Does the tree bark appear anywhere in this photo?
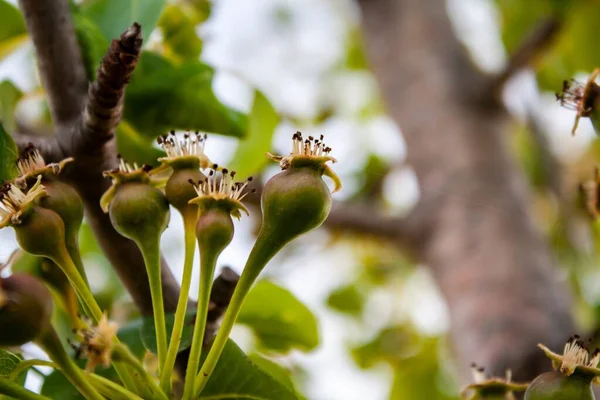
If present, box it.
[359,0,574,381]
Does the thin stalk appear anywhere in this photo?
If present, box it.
[182,250,218,400]
[9,359,56,381]
[66,232,89,284]
[113,344,169,400]
[137,236,168,375]
[37,328,104,400]
[51,247,140,394]
[0,378,50,400]
[159,207,197,394]
[89,373,143,400]
[194,233,284,395]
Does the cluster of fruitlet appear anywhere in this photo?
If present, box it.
[0,130,340,400]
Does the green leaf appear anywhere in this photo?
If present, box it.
[117,318,146,358]
[72,12,109,81]
[124,52,247,139]
[41,369,83,400]
[0,80,23,133]
[158,4,203,61]
[0,349,22,377]
[238,281,319,353]
[228,90,279,178]
[140,310,195,354]
[199,339,299,400]
[81,0,166,43]
[326,283,365,316]
[247,354,298,394]
[116,120,165,167]
[0,349,27,397]
[0,122,19,182]
[0,0,27,60]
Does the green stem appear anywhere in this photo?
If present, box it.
[137,236,168,376]
[37,328,105,400]
[194,232,283,395]
[0,378,50,400]
[89,373,143,400]
[66,231,89,285]
[113,345,169,400]
[9,360,56,381]
[182,248,219,400]
[51,247,140,395]
[160,208,197,394]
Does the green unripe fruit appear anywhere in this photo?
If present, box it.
[39,180,83,241]
[196,208,234,254]
[15,206,66,259]
[108,182,170,244]
[261,167,331,243]
[525,371,594,400]
[165,168,204,212]
[0,274,53,346]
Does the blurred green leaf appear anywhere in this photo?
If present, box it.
[0,0,27,60]
[200,339,299,399]
[81,0,165,43]
[158,4,203,61]
[248,354,298,394]
[140,310,195,354]
[0,80,23,133]
[238,280,319,353]
[0,122,19,182]
[228,90,279,177]
[0,349,22,377]
[0,349,27,398]
[326,283,365,316]
[116,120,165,167]
[125,52,247,139]
[352,326,420,369]
[72,12,109,81]
[117,318,146,358]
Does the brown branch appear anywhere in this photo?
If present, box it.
[17,0,87,127]
[18,1,181,317]
[13,133,62,162]
[359,0,574,382]
[74,23,142,154]
[488,18,561,96]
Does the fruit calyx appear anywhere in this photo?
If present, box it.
[156,130,212,170]
[0,176,47,228]
[188,166,254,220]
[100,156,157,212]
[556,69,600,135]
[14,144,73,186]
[267,131,341,193]
[462,363,528,400]
[538,335,600,378]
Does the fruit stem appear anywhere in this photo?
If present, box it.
[194,231,283,395]
[112,344,169,400]
[37,328,104,400]
[137,235,168,377]
[88,373,143,400]
[182,242,220,400]
[51,248,140,395]
[160,207,197,395]
[0,378,50,400]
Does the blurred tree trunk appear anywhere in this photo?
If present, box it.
[358,0,574,381]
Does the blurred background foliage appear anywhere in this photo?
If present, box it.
[3,0,600,399]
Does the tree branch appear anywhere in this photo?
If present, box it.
[487,18,561,96]
[359,0,574,382]
[17,0,87,127]
[18,1,181,316]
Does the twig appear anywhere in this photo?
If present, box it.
[75,23,143,154]
[488,18,561,95]
[17,0,87,127]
